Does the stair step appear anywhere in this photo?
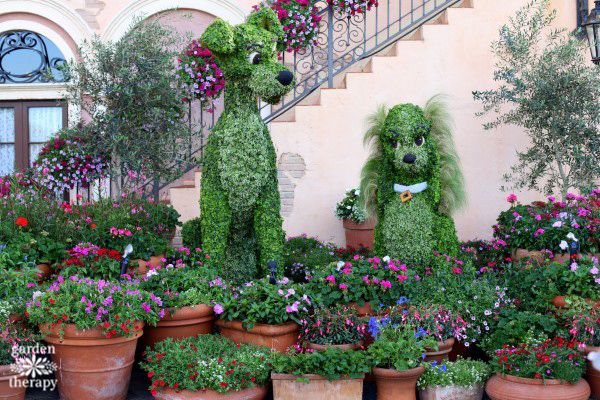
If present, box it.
[171,185,196,190]
[426,9,448,25]
[401,27,423,41]
[452,0,473,8]
[273,107,296,122]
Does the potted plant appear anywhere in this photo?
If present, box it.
[138,256,221,349]
[335,188,375,250]
[543,258,600,308]
[366,321,436,400]
[216,278,311,352]
[0,320,40,400]
[56,242,123,280]
[0,267,39,322]
[283,235,339,283]
[299,305,365,351]
[128,232,169,275]
[25,276,164,400]
[139,335,271,399]
[485,338,590,400]
[270,346,369,400]
[417,358,491,400]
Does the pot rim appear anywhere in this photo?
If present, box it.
[496,373,575,385]
[40,322,145,342]
[372,366,425,379]
[305,341,363,351]
[215,319,299,335]
[271,372,365,381]
[161,304,215,321]
[0,364,26,379]
[343,219,377,230]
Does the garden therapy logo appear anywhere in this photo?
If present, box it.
[9,344,58,391]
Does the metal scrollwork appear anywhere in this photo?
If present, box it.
[0,31,67,84]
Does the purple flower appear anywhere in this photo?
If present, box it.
[214,304,224,314]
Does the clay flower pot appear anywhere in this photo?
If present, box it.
[424,338,455,363]
[272,372,364,400]
[143,304,215,350]
[583,345,600,399]
[0,365,26,400]
[485,373,590,400]
[419,384,484,400]
[551,296,599,309]
[154,385,268,400]
[34,263,52,282]
[343,219,376,250]
[41,322,144,400]
[372,366,424,400]
[129,254,165,276]
[305,341,363,352]
[216,320,299,353]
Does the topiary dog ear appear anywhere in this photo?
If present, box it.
[247,7,284,42]
[201,19,235,54]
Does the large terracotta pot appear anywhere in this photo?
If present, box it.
[0,365,26,400]
[216,320,299,353]
[372,366,424,400]
[485,373,590,400]
[129,254,165,275]
[272,372,364,400]
[34,263,52,282]
[305,341,363,351]
[346,302,376,317]
[343,219,376,250]
[143,304,215,350]
[424,338,455,363]
[419,384,484,400]
[41,322,144,400]
[551,296,599,309]
[583,345,600,399]
[154,386,268,400]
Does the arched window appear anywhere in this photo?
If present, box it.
[0,30,67,84]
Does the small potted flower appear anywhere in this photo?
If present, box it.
[299,305,365,351]
[335,188,375,250]
[127,232,170,275]
[543,258,600,308]
[25,276,164,400]
[216,278,311,353]
[57,242,123,280]
[0,320,39,400]
[138,254,221,349]
[417,358,491,400]
[485,338,590,400]
[366,321,436,400]
[139,335,271,399]
[270,346,369,400]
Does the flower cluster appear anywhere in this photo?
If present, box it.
[176,40,225,110]
[253,0,322,54]
[334,188,367,223]
[391,303,468,342]
[417,358,491,390]
[328,0,378,17]
[299,304,365,345]
[56,243,123,280]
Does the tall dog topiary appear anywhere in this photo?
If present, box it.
[360,95,466,265]
[199,8,296,282]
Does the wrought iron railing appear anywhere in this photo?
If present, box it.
[142,0,462,200]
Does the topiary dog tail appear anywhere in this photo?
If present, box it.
[359,104,387,220]
[424,94,467,216]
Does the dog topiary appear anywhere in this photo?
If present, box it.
[199,8,296,282]
[359,95,466,265]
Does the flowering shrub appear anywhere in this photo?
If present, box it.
[25,276,163,339]
[543,258,600,299]
[33,127,108,191]
[390,303,467,342]
[491,338,586,383]
[328,0,378,17]
[56,243,123,280]
[334,188,366,224]
[494,192,600,254]
[271,345,369,380]
[563,306,600,346]
[177,40,224,110]
[140,335,272,395]
[217,278,312,329]
[299,305,365,345]
[417,357,491,390]
[253,0,321,53]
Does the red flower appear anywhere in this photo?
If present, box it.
[148,372,154,378]
[91,224,97,229]
[62,315,68,320]
[15,218,28,227]
[534,373,541,379]
[220,382,228,388]
[49,298,55,305]
[151,389,157,396]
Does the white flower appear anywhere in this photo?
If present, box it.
[336,261,345,271]
[383,256,390,263]
[355,190,360,195]
[552,221,562,228]
[146,269,159,278]
[567,232,578,242]
[559,240,568,251]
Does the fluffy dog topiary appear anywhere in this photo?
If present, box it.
[199,8,296,282]
[360,95,466,265]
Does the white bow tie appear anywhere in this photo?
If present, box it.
[393,182,428,194]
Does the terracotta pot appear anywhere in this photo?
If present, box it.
[143,304,215,350]
[216,320,299,353]
[485,373,590,400]
[41,322,144,400]
[0,365,26,400]
[343,219,376,250]
[305,341,363,351]
[424,338,455,363]
[583,345,600,399]
[154,385,268,400]
[551,296,600,309]
[513,249,599,264]
[34,263,52,282]
[272,372,364,400]
[372,366,424,400]
[419,384,484,400]
[129,254,165,275]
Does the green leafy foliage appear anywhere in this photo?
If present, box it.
[417,358,491,390]
[181,217,202,249]
[543,259,600,299]
[0,267,39,315]
[334,188,366,223]
[271,346,369,381]
[140,335,272,395]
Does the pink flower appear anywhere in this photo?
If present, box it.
[325,275,335,284]
[591,267,599,275]
[339,283,347,289]
[214,304,224,314]
[380,280,392,289]
[363,275,370,284]
[452,267,462,275]
[507,194,517,203]
[571,263,578,271]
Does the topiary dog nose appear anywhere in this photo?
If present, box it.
[403,154,416,164]
[276,70,294,86]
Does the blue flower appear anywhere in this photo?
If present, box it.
[422,353,426,360]
[397,296,408,305]
[439,365,447,373]
[431,361,437,367]
[414,328,427,338]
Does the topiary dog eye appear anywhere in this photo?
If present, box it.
[248,52,262,65]
[415,136,425,147]
[391,140,398,149]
